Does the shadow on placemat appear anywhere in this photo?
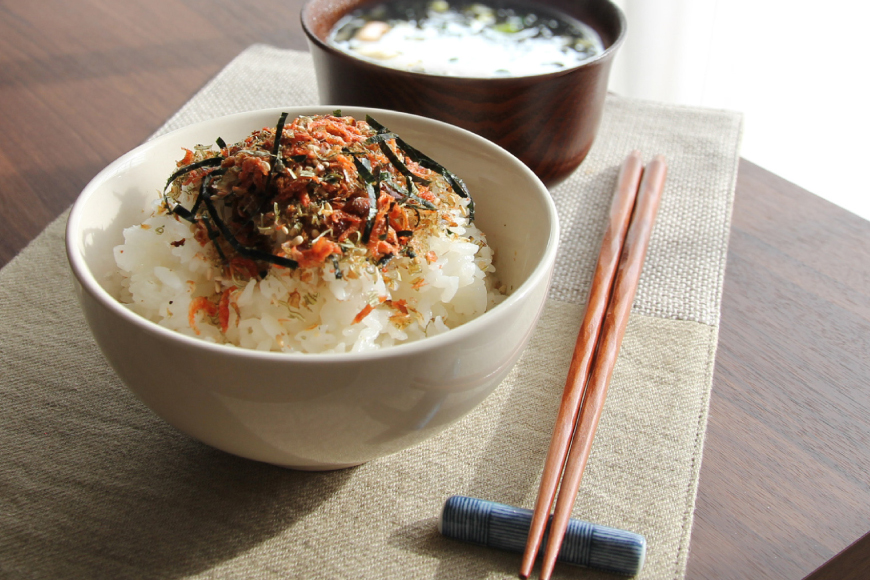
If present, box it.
[4,406,354,578]
[0,214,355,578]
[389,517,518,579]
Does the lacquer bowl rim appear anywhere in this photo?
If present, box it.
[300,0,627,83]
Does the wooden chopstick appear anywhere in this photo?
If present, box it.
[537,155,668,580]
[519,150,644,579]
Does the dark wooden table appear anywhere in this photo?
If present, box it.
[2,2,868,578]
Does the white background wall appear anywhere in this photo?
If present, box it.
[608,0,870,221]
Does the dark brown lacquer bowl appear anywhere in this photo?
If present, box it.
[301,0,626,187]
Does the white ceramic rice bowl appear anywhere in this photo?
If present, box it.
[66,106,559,470]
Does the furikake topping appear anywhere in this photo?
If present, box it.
[161,113,475,280]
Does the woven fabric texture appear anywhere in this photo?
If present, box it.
[0,46,742,580]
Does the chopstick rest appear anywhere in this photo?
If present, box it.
[439,495,646,576]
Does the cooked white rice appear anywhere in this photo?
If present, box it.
[114,200,502,353]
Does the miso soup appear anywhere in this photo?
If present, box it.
[329,0,605,78]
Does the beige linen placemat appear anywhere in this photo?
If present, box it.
[0,46,742,579]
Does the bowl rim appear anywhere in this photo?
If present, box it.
[300,0,627,82]
[66,105,561,364]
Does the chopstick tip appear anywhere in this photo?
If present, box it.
[539,562,555,580]
[518,553,536,579]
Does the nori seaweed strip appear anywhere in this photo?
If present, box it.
[360,183,378,244]
[365,115,474,220]
[350,151,376,183]
[408,206,422,229]
[198,175,298,270]
[372,152,437,211]
[331,254,342,279]
[363,115,390,135]
[271,112,289,158]
[404,194,436,211]
[168,201,195,222]
[216,137,227,151]
[396,230,413,238]
[202,216,227,263]
[376,253,394,268]
[396,138,472,200]
[188,167,227,219]
[404,203,435,211]
[164,165,227,223]
[265,112,289,191]
[364,132,405,146]
[411,148,474,220]
[347,152,380,244]
[377,170,403,194]
[377,140,428,185]
[163,156,223,192]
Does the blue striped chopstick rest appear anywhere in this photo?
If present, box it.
[439,495,646,577]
